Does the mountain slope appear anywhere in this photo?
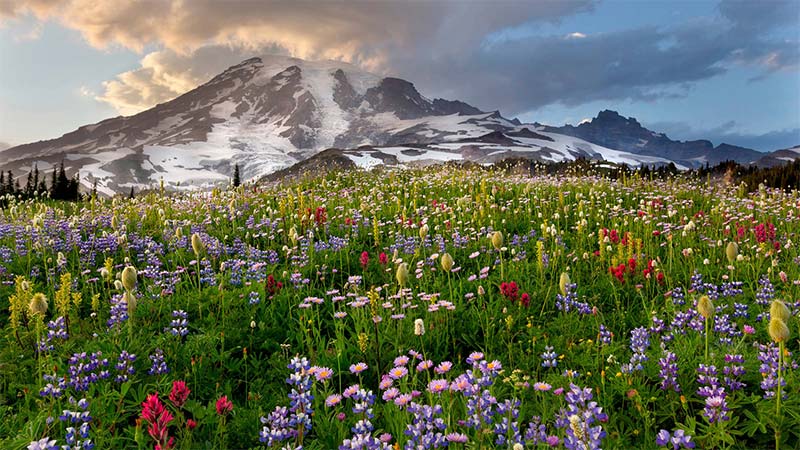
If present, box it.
[0,57,759,195]
[752,145,800,167]
[543,110,763,167]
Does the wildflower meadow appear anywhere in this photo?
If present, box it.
[1,167,798,449]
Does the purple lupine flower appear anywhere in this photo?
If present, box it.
[670,287,686,306]
[622,327,650,373]
[713,313,741,345]
[722,354,746,391]
[696,365,729,423]
[165,310,189,337]
[555,384,607,450]
[658,350,681,392]
[40,372,67,399]
[404,402,448,449]
[259,406,293,446]
[703,393,730,423]
[27,438,58,450]
[598,324,613,346]
[286,356,314,432]
[114,351,136,383]
[58,397,92,425]
[107,294,129,331]
[732,302,748,319]
[756,343,795,399]
[656,429,695,449]
[67,352,110,392]
[523,416,548,446]
[555,283,592,314]
[540,346,558,368]
[148,348,169,375]
[493,399,521,445]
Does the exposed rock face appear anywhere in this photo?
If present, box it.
[0,57,774,195]
[752,145,800,167]
[545,110,763,167]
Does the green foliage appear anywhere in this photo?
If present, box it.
[0,166,798,448]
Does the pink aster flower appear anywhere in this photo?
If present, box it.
[349,362,368,374]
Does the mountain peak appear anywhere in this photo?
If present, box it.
[591,109,641,127]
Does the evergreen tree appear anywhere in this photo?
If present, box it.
[233,163,241,187]
[6,171,14,194]
[56,161,69,200]
[25,171,34,197]
[50,168,57,198]
[129,187,135,199]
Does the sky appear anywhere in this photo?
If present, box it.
[0,0,798,152]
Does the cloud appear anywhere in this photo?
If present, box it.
[645,120,800,152]
[9,0,592,114]
[0,0,593,54]
[95,45,266,115]
[3,0,797,118]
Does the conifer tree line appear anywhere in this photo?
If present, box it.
[0,160,81,201]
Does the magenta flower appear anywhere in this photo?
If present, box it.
[215,395,233,416]
[168,380,190,407]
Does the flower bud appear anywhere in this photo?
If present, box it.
[123,290,137,313]
[28,293,48,316]
[114,280,123,291]
[414,318,425,336]
[441,253,454,272]
[770,300,790,323]
[396,263,409,287]
[491,231,503,250]
[121,266,137,292]
[725,242,738,264]
[769,317,790,343]
[697,295,714,319]
[191,233,205,256]
[419,224,429,240]
[559,272,571,296]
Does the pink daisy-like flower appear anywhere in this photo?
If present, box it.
[467,352,484,364]
[533,382,552,392]
[388,366,408,380]
[446,432,468,443]
[394,355,410,366]
[382,387,400,401]
[343,384,360,398]
[434,361,453,374]
[325,394,342,407]
[428,379,449,394]
[394,393,413,407]
[416,360,433,371]
[449,374,472,392]
[350,362,368,374]
[379,376,394,390]
[314,367,333,382]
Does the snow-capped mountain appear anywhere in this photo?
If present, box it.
[752,145,800,168]
[0,55,742,194]
[541,110,764,168]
